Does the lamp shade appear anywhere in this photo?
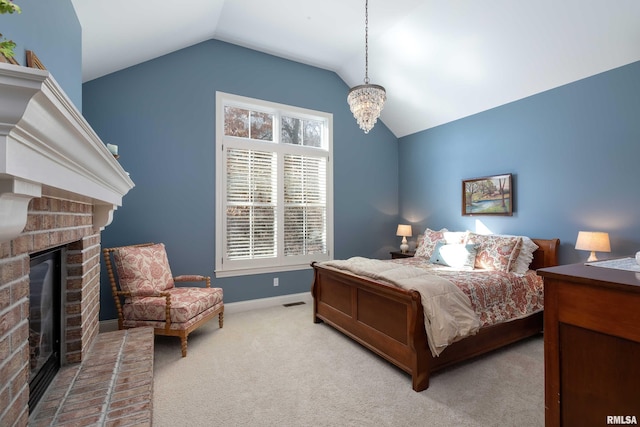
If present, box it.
[396,224,412,237]
[575,231,611,252]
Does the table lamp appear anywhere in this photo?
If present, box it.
[575,231,611,262]
[396,224,412,253]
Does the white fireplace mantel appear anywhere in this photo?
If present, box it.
[0,63,134,242]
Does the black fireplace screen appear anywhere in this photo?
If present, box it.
[29,248,62,412]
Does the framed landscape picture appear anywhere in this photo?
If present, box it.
[462,173,512,216]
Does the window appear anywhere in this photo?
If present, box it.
[215,92,333,277]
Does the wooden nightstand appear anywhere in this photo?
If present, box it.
[390,250,415,259]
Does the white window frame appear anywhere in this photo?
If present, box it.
[215,92,334,277]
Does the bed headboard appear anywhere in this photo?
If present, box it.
[530,238,560,269]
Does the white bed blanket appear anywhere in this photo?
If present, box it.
[321,257,480,356]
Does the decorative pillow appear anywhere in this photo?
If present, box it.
[430,241,478,270]
[509,236,539,274]
[113,243,175,295]
[415,228,448,258]
[465,233,522,272]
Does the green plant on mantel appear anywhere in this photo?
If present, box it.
[0,0,21,59]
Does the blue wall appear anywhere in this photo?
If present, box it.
[399,60,640,265]
[81,40,399,320]
[0,0,82,108]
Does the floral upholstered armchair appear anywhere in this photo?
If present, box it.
[102,243,224,357]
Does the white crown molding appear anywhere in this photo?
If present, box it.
[0,63,134,242]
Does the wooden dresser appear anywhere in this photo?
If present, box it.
[538,262,640,426]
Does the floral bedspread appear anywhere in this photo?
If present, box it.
[392,257,544,328]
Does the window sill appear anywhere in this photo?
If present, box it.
[214,263,314,278]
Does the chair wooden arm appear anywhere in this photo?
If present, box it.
[113,290,132,298]
[114,289,173,329]
[174,275,211,288]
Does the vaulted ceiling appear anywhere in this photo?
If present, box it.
[71,0,640,137]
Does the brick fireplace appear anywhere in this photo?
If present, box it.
[0,64,134,426]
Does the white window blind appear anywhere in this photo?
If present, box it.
[215,92,333,277]
[283,154,327,256]
[226,148,277,260]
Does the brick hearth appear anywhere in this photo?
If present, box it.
[29,327,154,427]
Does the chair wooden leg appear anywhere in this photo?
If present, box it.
[181,335,188,357]
[219,311,224,328]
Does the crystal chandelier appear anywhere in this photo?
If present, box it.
[347,0,386,134]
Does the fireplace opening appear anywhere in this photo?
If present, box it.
[29,247,64,413]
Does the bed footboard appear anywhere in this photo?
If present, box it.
[311,262,431,391]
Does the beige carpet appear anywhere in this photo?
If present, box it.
[152,299,544,426]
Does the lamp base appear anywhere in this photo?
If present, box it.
[400,237,409,254]
[587,251,598,262]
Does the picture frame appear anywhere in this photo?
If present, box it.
[26,50,46,70]
[462,173,513,216]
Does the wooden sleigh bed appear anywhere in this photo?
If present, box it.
[311,237,559,392]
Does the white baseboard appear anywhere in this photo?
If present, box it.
[98,291,312,332]
[224,291,312,314]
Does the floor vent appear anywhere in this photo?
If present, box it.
[283,301,306,307]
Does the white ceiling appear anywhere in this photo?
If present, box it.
[71,0,640,137]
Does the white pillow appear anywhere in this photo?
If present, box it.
[430,241,478,270]
[442,231,468,244]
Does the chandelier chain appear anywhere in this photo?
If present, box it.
[364,0,369,84]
